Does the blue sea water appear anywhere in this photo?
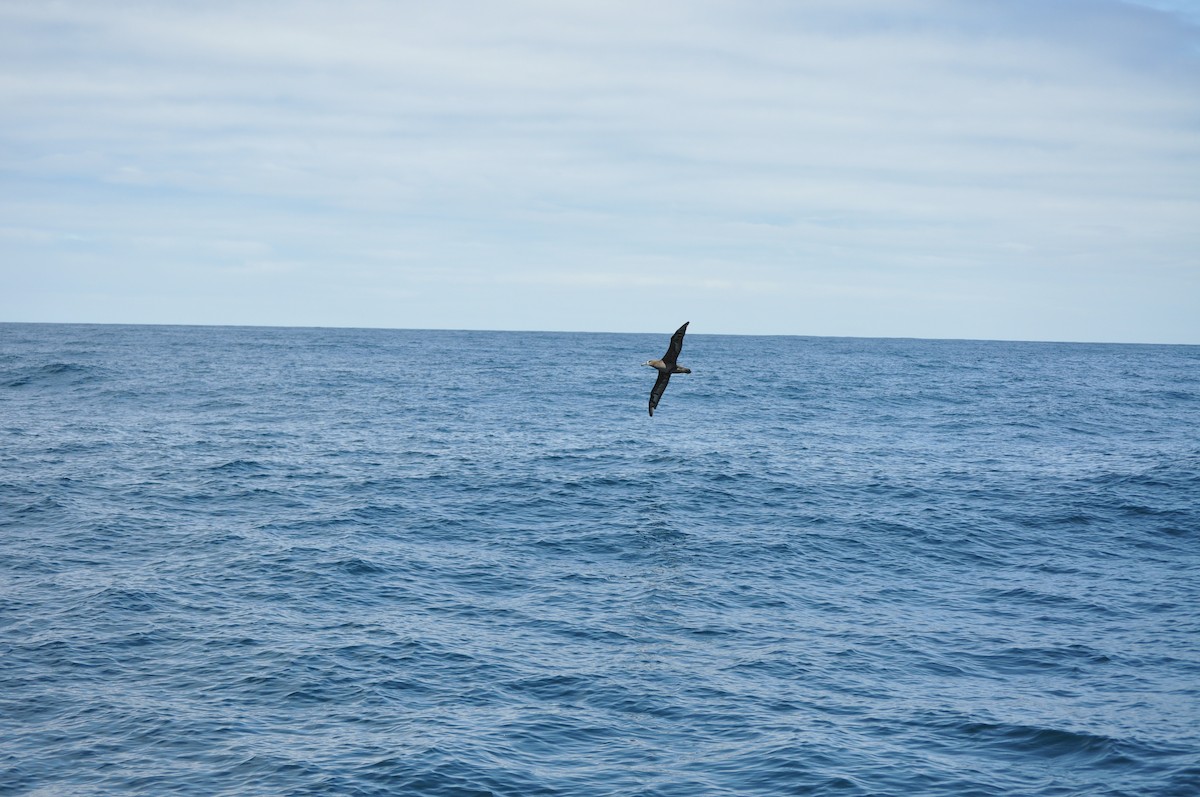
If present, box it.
[1,323,1198,797]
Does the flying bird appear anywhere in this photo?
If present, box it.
[644,322,691,416]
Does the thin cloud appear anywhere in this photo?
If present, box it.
[1,0,1197,340]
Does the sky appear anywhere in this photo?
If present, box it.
[2,0,1198,343]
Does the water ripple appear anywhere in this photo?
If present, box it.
[1,324,1198,795]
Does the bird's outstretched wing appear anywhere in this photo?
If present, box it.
[649,371,672,416]
[661,322,689,368]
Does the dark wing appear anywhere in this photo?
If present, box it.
[648,371,672,416]
[661,321,689,368]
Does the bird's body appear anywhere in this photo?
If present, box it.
[644,322,691,416]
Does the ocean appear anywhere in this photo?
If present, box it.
[1,322,1197,796]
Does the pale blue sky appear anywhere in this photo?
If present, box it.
[2,0,1198,342]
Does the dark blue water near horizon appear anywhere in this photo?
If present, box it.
[2,322,1198,796]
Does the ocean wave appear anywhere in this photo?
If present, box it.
[2,361,104,388]
[2,325,1197,796]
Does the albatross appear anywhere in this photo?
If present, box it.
[644,321,691,416]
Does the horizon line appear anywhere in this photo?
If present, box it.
[2,320,1196,348]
